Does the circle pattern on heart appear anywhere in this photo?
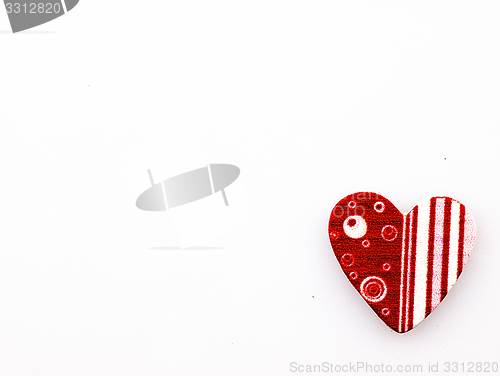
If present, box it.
[329,231,339,240]
[374,201,385,213]
[343,215,367,239]
[381,224,398,241]
[341,253,355,267]
[360,276,387,303]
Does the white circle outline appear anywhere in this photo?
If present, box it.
[374,201,385,213]
[360,276,387,303]
[381,224,398,241]
[341,253,355,267]
[329,231,339,240]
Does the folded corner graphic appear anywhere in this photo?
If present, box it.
[4,0,79,33]
[136,164,240,211]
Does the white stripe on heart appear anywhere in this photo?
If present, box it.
[431,198,446,311]
[412,199,430,328]
[463,211,475,269]
[447,200,461,291]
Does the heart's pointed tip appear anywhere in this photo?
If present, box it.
[394,329,409,335]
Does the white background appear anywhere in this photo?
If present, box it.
[0,1,499,375]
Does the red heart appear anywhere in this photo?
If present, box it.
[328,192,476,333]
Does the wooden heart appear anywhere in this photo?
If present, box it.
[328,192,476,333]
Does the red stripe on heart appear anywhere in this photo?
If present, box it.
[457,204,466,278]
[441,198,452,299]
